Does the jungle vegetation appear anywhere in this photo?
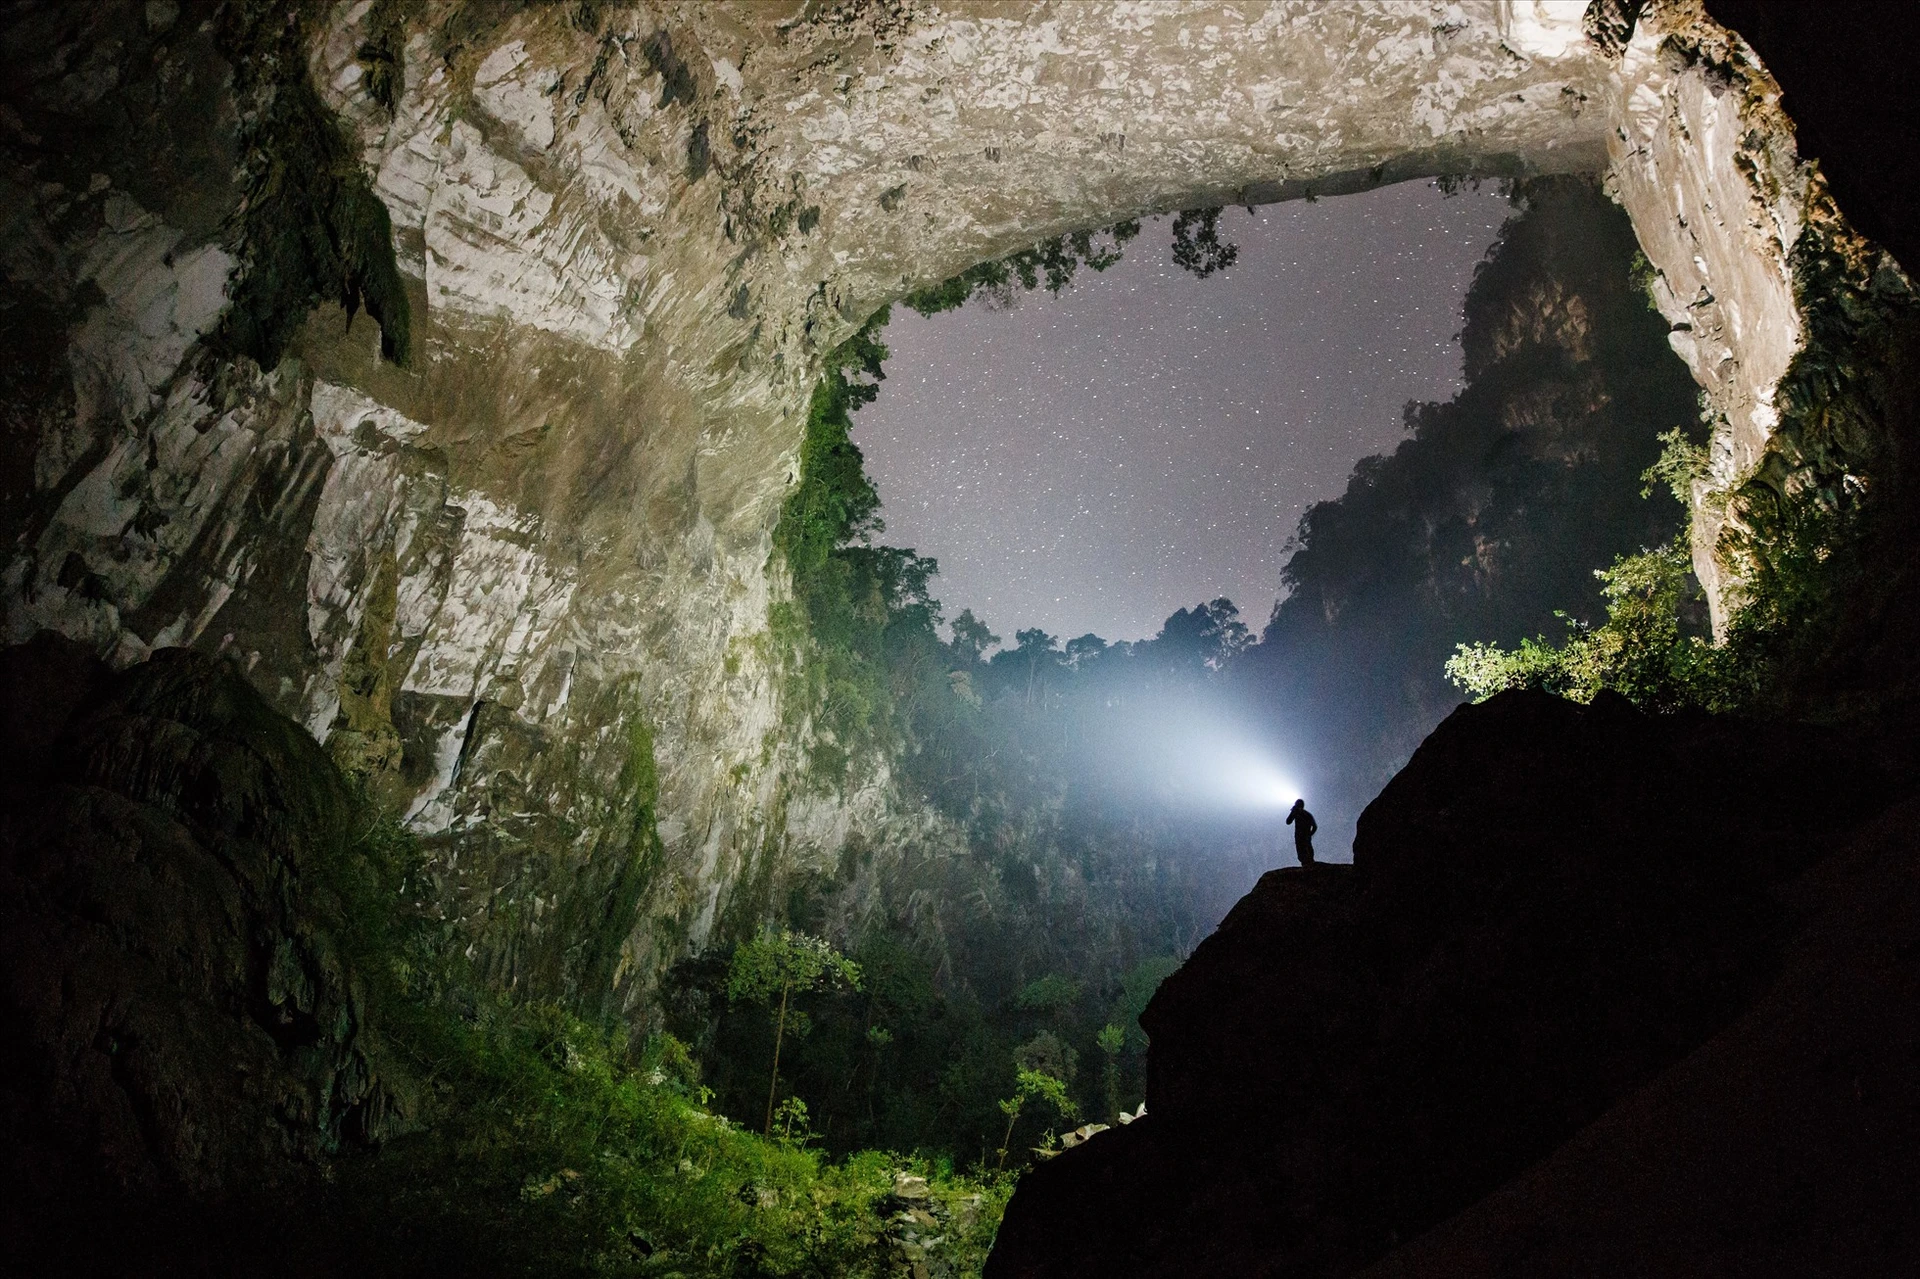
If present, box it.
[1241,176,1707,843]
[1445,203,1920,720]
[292,809,1012,1279]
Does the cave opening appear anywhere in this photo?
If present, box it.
[807,174,1703,868]
[671,169,1707,1168]
[855,181,1516,646]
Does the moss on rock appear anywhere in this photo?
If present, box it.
[216,0,411,369]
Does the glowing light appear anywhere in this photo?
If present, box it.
[1223,759,1302,811]
[1158,729,1302,812]
[1265,776,1303,809]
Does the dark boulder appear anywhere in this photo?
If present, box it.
[0,633,415,1270]
[987,689,1894,1277]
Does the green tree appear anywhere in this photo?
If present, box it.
[903,220,1141,315]
[1063,633,1110,669]
[950,609,1000,666]
[1096,1024,1126,1121]
[1170,207,1240,278]
[729,929,862,1135]
[1148,597,1252,673]
[995,1069,1078,1168]
[999,628,1063,707]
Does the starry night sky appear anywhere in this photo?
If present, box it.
[852,180,1517,644]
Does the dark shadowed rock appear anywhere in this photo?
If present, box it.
[987,689,1894,1278]
[0,633,415,1270]
[1354,790,1920,1277]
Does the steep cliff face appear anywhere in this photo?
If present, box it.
[1599,3,1918,633]
[1249,175,1700,854]
[0,0,1903,1011]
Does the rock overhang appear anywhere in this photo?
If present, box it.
[0,0,1907,1008]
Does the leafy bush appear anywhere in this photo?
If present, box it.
[318,817,1007,1277]
[1640,426,1711,504]
[1444,538,1724,711]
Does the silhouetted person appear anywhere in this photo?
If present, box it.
[1286,798,1317,867]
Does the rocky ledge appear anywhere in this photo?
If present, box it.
[987,688,1918,1277]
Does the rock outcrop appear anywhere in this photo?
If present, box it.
[985,688,1902,1277]
[1351,788,1920,1275]
[0,633,413,1266]
[1,0,1908,1012]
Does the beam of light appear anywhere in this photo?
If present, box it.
[1209,754,1302,811]
[1149,724,1302,813]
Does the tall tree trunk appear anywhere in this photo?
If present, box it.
[764,979,791,1136]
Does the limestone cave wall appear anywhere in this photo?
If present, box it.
[0,0,1903,1014]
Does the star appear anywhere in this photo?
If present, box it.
[852,180,1514,644]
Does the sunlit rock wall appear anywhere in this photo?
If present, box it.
[0,0,1898,1011]
[1601,0,1915,633]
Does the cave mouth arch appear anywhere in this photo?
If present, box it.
[798,173,1703,865]
[3,5,1917,1263]
[0,0,1898,1020]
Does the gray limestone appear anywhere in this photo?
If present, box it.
[0,0,1905,1012]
